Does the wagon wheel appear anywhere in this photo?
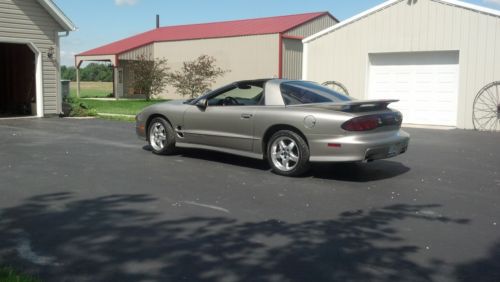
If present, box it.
[322,81,349,96]
[473,81,500,131]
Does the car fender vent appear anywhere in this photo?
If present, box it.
[176,126,184,138]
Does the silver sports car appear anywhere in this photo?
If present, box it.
[136,79,410,176]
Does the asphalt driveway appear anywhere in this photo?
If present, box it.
[0,118,499,282]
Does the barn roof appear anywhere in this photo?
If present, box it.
[78,12,333,57]
[304,0,500,44]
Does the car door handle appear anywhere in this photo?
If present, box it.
[241,113,253,119]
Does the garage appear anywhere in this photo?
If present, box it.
[0,0,75,118]
[368,51,459,126]
[0,43,37,117]
[303,0,500,130]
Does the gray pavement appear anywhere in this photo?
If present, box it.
[0,118,499,282]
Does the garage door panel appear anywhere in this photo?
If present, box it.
[368,51,459,127]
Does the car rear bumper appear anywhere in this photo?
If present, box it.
[308,130,410,162]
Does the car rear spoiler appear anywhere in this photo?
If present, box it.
[291,99,400,112]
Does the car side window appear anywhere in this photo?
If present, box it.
[208,85,264,106]
[281,81,351,105]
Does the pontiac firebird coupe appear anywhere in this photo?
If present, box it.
[136,79,410,176]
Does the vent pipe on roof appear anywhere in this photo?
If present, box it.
[156,15,160,29]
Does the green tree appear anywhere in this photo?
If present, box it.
[61,63,112,82]
[61,65,77,81]
[168,55,228,99]
[129,55,170,101]
[79,63,113,82]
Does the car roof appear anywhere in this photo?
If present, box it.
[234,78,273,85]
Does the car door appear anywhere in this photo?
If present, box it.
[182,83,264,152]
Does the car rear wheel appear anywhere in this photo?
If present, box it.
[148,117,176,155]
[267,130,310,177]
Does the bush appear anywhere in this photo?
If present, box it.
[65,98,98,117]
[69,105,98,117]
[168,55,228,99]
[129,55,170,101]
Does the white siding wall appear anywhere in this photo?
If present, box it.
[154,34,279,99]
[0,0,64,115]
[305,0,500,129]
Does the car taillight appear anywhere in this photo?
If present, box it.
[342,116,381,131]
[342,113,403,131]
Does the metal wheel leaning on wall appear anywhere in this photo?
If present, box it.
[322,81,349,97]
[473,81,500,132]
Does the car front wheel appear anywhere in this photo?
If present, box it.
[148,117,176,155]
[267,130,310,177]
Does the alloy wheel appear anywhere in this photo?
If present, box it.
[270,136,300,172]
[149,122,167,151]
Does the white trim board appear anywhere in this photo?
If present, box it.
[303,0,500,43]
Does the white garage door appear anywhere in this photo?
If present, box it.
[368,51,459,126]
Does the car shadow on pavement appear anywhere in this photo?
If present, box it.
[308,160,411,182]
[143,145,270,171]
[143,145,410,181]
[0,192,475,282]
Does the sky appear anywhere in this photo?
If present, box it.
[54,0,500,66]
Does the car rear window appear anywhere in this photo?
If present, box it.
[281,81,352,105]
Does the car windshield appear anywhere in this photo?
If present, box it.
[281,81,352,105]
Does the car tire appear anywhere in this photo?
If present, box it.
[148,117,177,155]
[267,130,310,177]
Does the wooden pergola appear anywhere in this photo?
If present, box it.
[74,54,119,99]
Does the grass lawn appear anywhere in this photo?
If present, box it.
[0,266,40,282]
[66,81,167,119]
[69,81,113,98]
[78,99,166,116]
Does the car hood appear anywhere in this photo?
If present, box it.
[162,99,189,105]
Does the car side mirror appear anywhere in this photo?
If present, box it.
[196,98,208,109]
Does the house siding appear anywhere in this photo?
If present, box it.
[304,0,500,129]
[0,0,64,115]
